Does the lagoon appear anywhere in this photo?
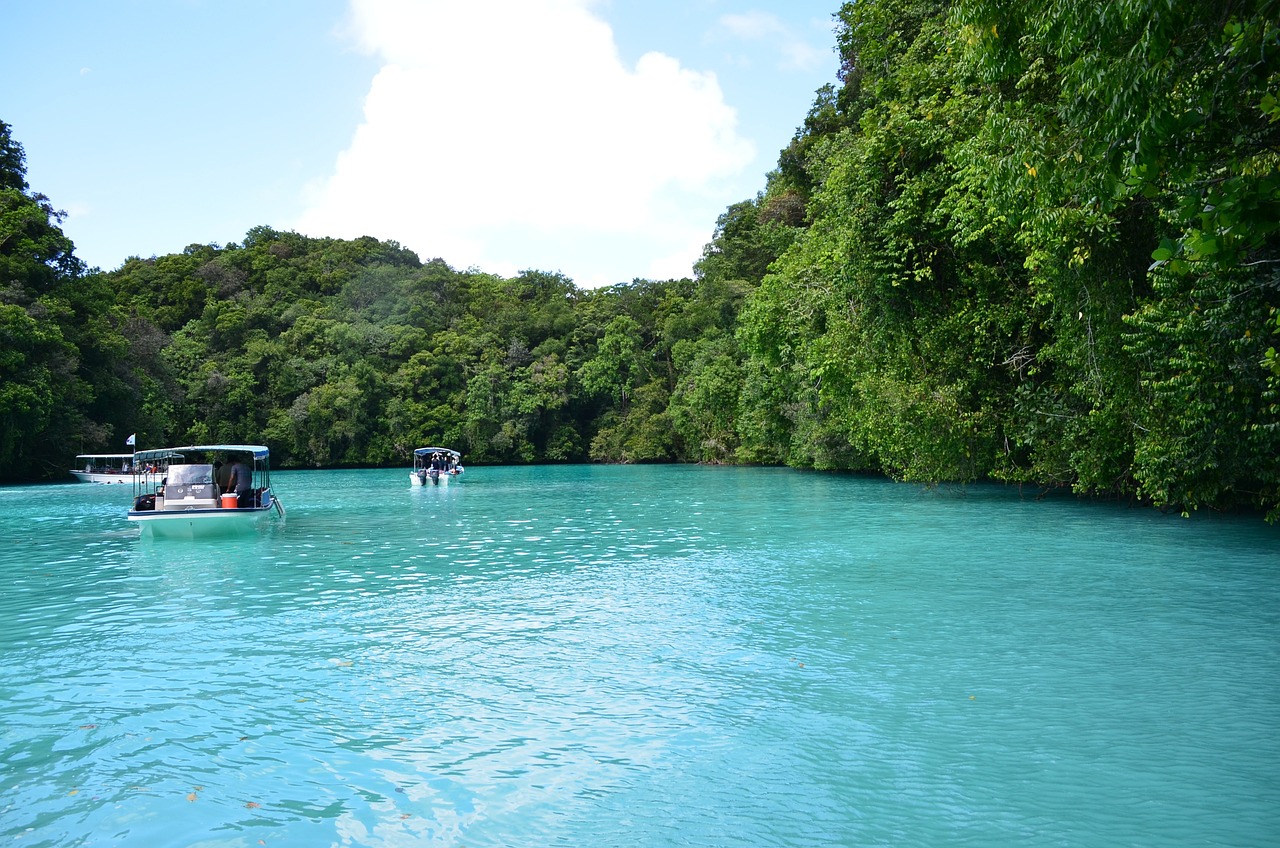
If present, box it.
[2,465,1278,846]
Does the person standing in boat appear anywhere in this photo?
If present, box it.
[224,456,252,507]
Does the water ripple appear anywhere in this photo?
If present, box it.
[1,469,1278,846]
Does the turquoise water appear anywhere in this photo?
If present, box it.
[2,465,1278,847]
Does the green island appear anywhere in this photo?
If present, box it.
[2,0,1277,520]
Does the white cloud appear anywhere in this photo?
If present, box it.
[295,0,756,287]
[718,11,827,72]
[63,201,92,219]
[719,10,784,39]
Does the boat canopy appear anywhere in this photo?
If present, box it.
[413,447,461,460]
[74,454,135,460]
[133,444,270,462]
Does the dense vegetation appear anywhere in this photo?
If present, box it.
[2,0,1277,518]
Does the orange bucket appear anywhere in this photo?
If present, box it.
[220,493,239,509]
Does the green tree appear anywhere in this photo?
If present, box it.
[953,0,1280,514]
[0,120,129,479]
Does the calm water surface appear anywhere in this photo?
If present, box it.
[1,465,1277,847]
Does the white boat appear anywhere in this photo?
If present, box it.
[127,444,284,538]
[70,454,137,484]
[410,447,464,486]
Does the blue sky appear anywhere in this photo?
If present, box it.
[4,0,841,288]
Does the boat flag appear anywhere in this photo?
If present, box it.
[126,433,136,446]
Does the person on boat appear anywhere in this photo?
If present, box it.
[213,460,230,493]
[224,456,252,506]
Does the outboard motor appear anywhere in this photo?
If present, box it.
[428,468,440,485]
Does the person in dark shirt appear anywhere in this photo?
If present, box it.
[224,457,252,506]
[213,460,229,493]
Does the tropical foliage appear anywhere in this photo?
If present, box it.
[2,0,1277,519]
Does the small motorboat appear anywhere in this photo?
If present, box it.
[410,447,464,486]
[127,444,284,538]
[69,454,137,484]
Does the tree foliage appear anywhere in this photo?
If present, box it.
[725,0,1277,518]
[0,120,127,479]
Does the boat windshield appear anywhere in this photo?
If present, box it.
[167,464,215,485]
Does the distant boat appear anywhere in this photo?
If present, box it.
[410,447,464,486]
[127,444,284,538]
[70,454,136,484]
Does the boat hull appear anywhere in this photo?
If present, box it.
[409,470,463,486]
[70,471,132,484]
[127,505,276,538]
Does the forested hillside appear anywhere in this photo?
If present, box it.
[730,0,1280,517]
[2,0,1277,518]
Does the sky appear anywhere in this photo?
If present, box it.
[4,0,841,289]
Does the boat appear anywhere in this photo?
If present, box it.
[410,447,464,486]
[70,454,137,484]
[126,444,284,538]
